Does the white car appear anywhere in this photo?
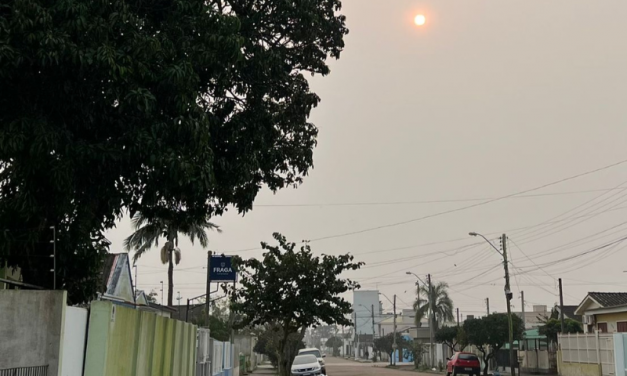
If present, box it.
[298,348,326,374]
[291,354,323,376]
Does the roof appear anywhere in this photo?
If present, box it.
[98,253,135,304]
[148,302,178,313]
[557,305,582,322]
[588,292,627,307]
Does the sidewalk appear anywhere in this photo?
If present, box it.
[251,363,276,375]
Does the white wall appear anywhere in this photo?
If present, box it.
[60,307,88,376]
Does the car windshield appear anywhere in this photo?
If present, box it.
[293,355,317,365]
[459,354,479,361]
[300,350,321,358]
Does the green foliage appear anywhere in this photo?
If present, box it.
[124,211,220,305]
[374,333,408,364]
[231,233,362,376]
[146,290,158,304]
[413,281,454,330]
[540,318,583,343]
[0,0,348,303]
[254,324,305,369]
[326,336,343,356]
[409,341,427,369]
[435,326,460,352]
[464,313,524,375]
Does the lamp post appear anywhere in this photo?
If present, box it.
[406,271,434,368]
[379,292,397,366]
[470,232,515,376]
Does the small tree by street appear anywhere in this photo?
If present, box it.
[374,333,408,365]
[326,337,343,356]
[464,314,524,375]
[540,318,583,343]
[231,233,363,376]
[254,324,306,368]
[409,341,427,369]
[435,326,461,352]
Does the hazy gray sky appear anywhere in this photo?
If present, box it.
[106,0,627,317]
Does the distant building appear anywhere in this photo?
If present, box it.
[352,290,382,338]
[514,304,548,329]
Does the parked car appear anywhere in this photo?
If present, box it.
[291,354,323,376]
[446,352,481,376]
[298,348,326,374]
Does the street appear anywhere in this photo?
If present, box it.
[324,357,429,376]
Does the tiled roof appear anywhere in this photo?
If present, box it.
[589,292,627,308]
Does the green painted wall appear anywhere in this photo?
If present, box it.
[84,301,197,376]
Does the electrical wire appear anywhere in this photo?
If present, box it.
[228,158,627,253]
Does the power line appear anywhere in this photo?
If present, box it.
[229,157,627,252]
[254,188,627,207]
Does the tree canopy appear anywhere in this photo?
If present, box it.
[230,233,362,376]
[435,326,460,352]
[464,314,524,375]
[540,318,583,343]
[0,0,348,302]
[325,336,343,356]
[374,333,408,365]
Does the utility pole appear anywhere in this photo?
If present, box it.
[354,311,359,360]
[393,294,397,366]
[457,308,460,326]
[501,234,516,376]
[342,324,345,357]
[521,291,526,329]
[371,304,376,343]
[133,265,138,293]
[559,278,565,333]
[428,274,435,368]
[50,226,56,289]
[486,298,490,316]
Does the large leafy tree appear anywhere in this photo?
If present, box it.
[464,314,524,375]
[0,0,348,302]
[230,233,362,376]
[123,212,220,305]
[414,281,454,330]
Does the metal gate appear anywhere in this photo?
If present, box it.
[197,329,211,376]
[0,366,48,376]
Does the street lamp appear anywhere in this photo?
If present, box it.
[470,232,515,376]
[378,292,397,366]
[406,271,434,368]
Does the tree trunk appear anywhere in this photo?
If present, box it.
[482,354,489,376]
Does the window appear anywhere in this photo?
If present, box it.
[617,322,627,332]
[598,323,608,333]
[459,354,479,361]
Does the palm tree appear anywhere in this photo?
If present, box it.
[124,212,221,306]
[413,281,454,330]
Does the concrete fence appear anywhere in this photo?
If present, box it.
[83,300,197,376]
[558,333,615,376]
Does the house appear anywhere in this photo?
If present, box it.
[98,253,136,306]
[0,263,22,290]
[554,304,582,323]
[574,292,627,333]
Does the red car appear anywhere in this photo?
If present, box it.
[446,352,481,376]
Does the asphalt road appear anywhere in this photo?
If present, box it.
[324,357,428,376]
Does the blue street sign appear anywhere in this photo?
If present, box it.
[210,255,237,282]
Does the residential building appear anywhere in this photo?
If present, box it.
[554,304,583,323]
[575,292,627,333]
[514,304,549,329]
[97,253,136,306]
[0,263,22,290]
